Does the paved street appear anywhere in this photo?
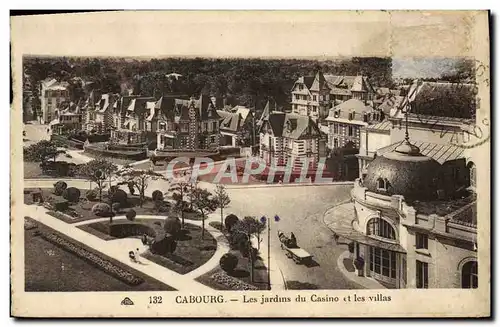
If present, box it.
[222,184,362,290]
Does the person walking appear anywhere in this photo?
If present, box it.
[128,250,137,263]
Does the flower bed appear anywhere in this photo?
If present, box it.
[210,272,258,291]
[38,230,144,286]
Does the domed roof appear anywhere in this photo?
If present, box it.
[363,140,442,201]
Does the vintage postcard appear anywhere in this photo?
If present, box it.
[10,10,490,318]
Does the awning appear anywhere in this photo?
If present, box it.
[324,202,406,253]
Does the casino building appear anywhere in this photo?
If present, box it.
[332,131,478,289]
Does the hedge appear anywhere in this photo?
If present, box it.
[38,230,143,285]
[84,145,147,161]
[109,222,161,240]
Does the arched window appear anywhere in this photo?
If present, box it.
[377,178,387,190]
[367,217,396,240]
[461,261,478,289]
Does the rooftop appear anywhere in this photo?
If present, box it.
[412,193,476,224]
[377,140,465,164]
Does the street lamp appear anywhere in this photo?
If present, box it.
[260,214,280,291]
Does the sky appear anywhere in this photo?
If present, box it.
[12,11,486,80]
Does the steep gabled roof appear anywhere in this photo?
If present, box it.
[217,110,241,132]
[263,112,320,140]
[310,71,330,92]
[127,96,155,115]
[324,74,375,94]
[326,99,375,122]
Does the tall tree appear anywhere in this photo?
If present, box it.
[168,178,192,228]
[78,159,118,200]
[191,187,217,239]
[232,216,266,282]
[213,184,231,229]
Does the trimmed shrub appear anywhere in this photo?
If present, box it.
[110,189,128,207]
[112,202,121,213]
[54,199,69,212]
[62,187,81,203]
[150,236,177,255]
[229,232,249,251]
[225,214,239,233]
[152,190,164,202]
[53,181,68,196]
[92,203,112,217]
[126,209,137,221]
[164,216,182,236]
[85,189,98,201]
[219,252,238,273]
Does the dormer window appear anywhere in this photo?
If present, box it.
[377,178,388,191]
[348,112,355,120]
[363,113,368,123]
[333,110,340,118]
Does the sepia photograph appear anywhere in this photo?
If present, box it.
[10,10,490,318]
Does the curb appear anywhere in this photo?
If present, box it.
[225,182,354,190]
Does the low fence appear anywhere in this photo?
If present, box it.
[107,143,148,151]
[84,144,148,161]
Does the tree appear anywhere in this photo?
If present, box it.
[116,168,164,207]
[78,159,118,201]
[169,175,196,228]
[191,187,217,239]
[232,216,266,282]
[214,184,231,230]
[23,140,66,163]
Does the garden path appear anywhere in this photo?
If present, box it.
[24,204,213,292]
[72,213,286,289]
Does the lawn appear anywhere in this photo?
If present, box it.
[195,251,269,290]
[78,219,217,275]
[24,218,175,292]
